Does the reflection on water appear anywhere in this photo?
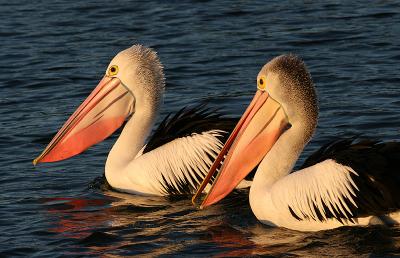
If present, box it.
[41,185,400,257]
[43,191,169,237]
[44,197,110,239]
[2,0,400,256]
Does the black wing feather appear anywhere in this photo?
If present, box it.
[143,104,237,154]
[143,104,241,195]
[141,104,258,195]
[295,137,400,222]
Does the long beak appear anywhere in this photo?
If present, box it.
[33,76,134,165]
[192,90,289,208]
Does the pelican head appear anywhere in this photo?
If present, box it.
[33,45,165,164]
[258,54,318,141]
[107,45,165,110]
[193,54,319,207]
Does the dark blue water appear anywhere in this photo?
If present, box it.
[1,1,400,256]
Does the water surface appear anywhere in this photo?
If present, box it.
[1,1,400,256]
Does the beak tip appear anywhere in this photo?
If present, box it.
[32,158,39,166]
[191,196,207,210]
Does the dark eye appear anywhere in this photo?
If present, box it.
[258,76,266,90]
[108,65,119,76]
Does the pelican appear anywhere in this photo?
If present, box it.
[193,54,400,231]
[33,44,250,196]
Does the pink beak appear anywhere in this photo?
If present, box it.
[192,90,289,208]
[33,76,134,165]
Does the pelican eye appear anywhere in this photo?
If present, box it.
[257,76,267,90]
[108,65,119,76]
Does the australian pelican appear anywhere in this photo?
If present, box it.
[33,45,251,196]
[193,54,400,231]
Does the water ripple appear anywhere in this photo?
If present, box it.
[1,0,400,256]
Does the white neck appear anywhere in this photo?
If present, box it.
[105,105,158,173]
[251,123,309,191]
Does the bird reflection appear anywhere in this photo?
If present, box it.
[42,188,400,256]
